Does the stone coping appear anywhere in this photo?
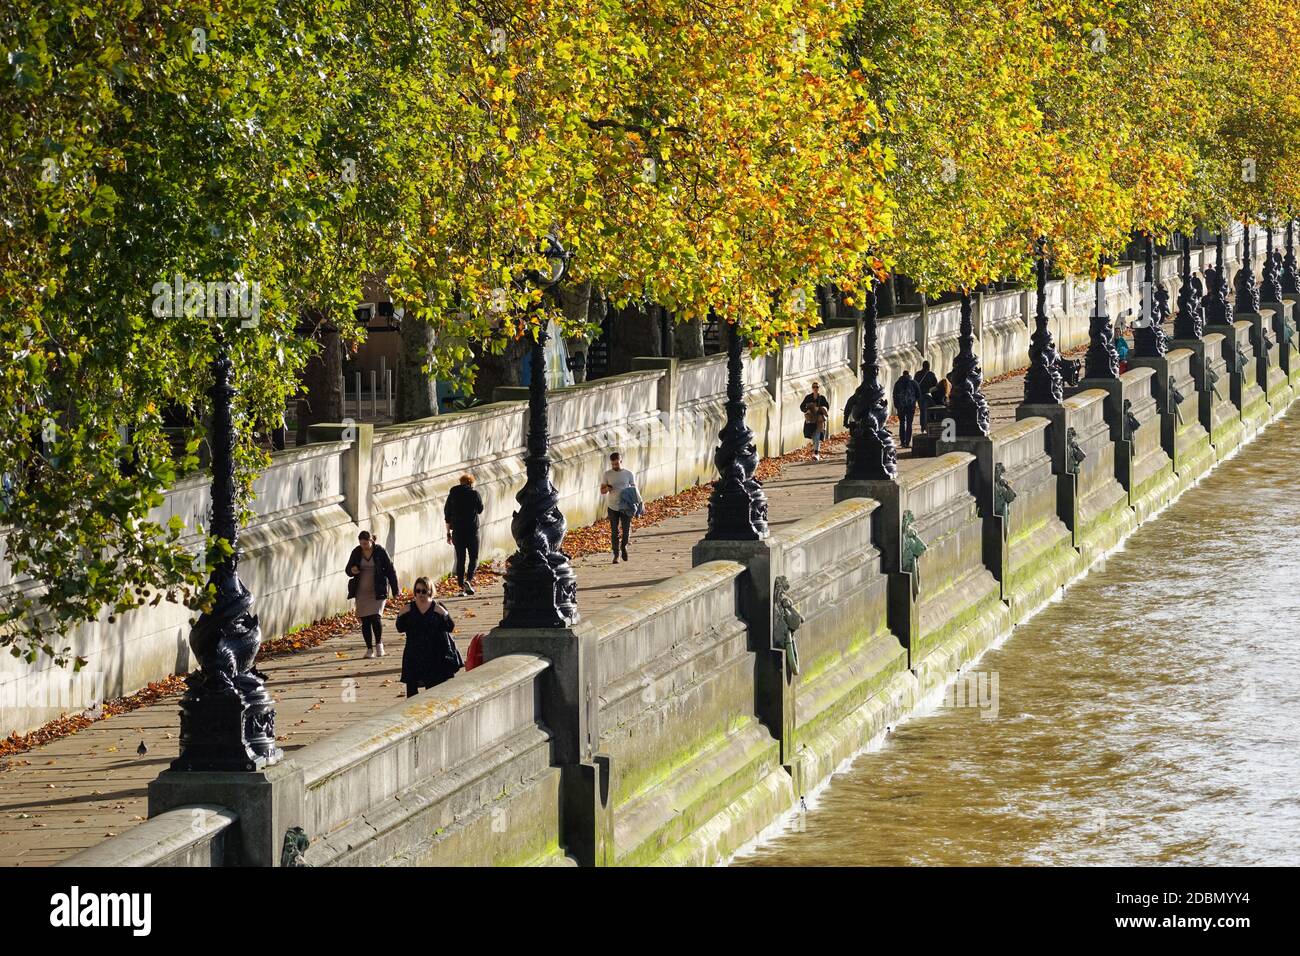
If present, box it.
[55,804,236,868]
[776,496,879,550]
[587,559,745,647]
[291,653,548,790]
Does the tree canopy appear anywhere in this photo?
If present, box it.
[3,0,1298,659]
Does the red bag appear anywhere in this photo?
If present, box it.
[465,633,485,671]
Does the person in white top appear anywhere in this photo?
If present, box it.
[600,452,635,563]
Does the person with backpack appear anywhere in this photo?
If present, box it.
[345,530,399,659]
[396,576,462,697]
[443,472,484,596]
[892,370,921,448]
[800,381,831,461]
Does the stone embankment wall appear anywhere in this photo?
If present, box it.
[61,249,1300,868]
[6,243,1260,736]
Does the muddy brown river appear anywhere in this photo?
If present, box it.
[739,406,1300,866]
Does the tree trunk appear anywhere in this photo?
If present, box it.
[296,319,345,444]
[673,315,705,358]
[879,275,898,315]
[607,301,663,373]
[560,281,594,382]
[473,336,530,403]
[396,312,438,422]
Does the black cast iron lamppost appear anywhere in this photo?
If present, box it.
[1083,255,1120,380]
[172,344,282,772]
[1262,223,1284,304]
[1173,234,1204,340]
[1282,220,1299,294]
[1235,224,1260,314]
[1133,234,1169,358]
[1024,237,1064,405]
[948,287,991,435]
[844,277,898,479]
[501,236,580,628]
[703,316,769,540]
[1205,230,1234,327]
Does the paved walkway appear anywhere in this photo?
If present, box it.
[0,360,1042,865]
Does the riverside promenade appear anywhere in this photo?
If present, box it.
[0,370,1034,866]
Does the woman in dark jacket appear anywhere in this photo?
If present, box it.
[396,577,461,697]
[345,530,400,658]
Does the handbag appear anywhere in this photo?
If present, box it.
[445,632,465,672]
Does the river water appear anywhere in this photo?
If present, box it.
[739,406,1300,866]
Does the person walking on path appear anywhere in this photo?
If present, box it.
[443,472,484,596]
[914,361,939,430]
[396,577,461,698]
[892,370,920,448]
[800,381,831,460]
[345,530,399,659]
[601,451,635,563]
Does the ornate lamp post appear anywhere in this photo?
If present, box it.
[1282,221,1299,294]
[1133,234,1169,358]
[172,347,282,772]
[844,278,898,480]
[1235,224,1260,314]
[1173,234,1204,340]
[1023,237,1064,405]
[1261,225,1283,304]
[948,288,991,435]
[1083,255,1120,380]
[703,318,769,540]
[1205,231,1234,327]
[500,237,580,628]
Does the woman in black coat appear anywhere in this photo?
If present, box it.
[396,576,461,697]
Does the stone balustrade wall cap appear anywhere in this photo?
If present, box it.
[373,400,522,439]
[546,367,663,398]
[678,352,729,371]
[265,440,351,470]
[586,559,746,645]
[1120,366,1157,385]
[55,804,238,868]
[901,452,976,487]
[991,416,1050,446]
[292,652,550,789]
[775,496,880,549]
[1064,388,1110,411]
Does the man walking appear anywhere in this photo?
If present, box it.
[892,369,920,448]
[443,473,484,595]
[601,452,635,563]
[799,381,831,461]
[914,361,939,431]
